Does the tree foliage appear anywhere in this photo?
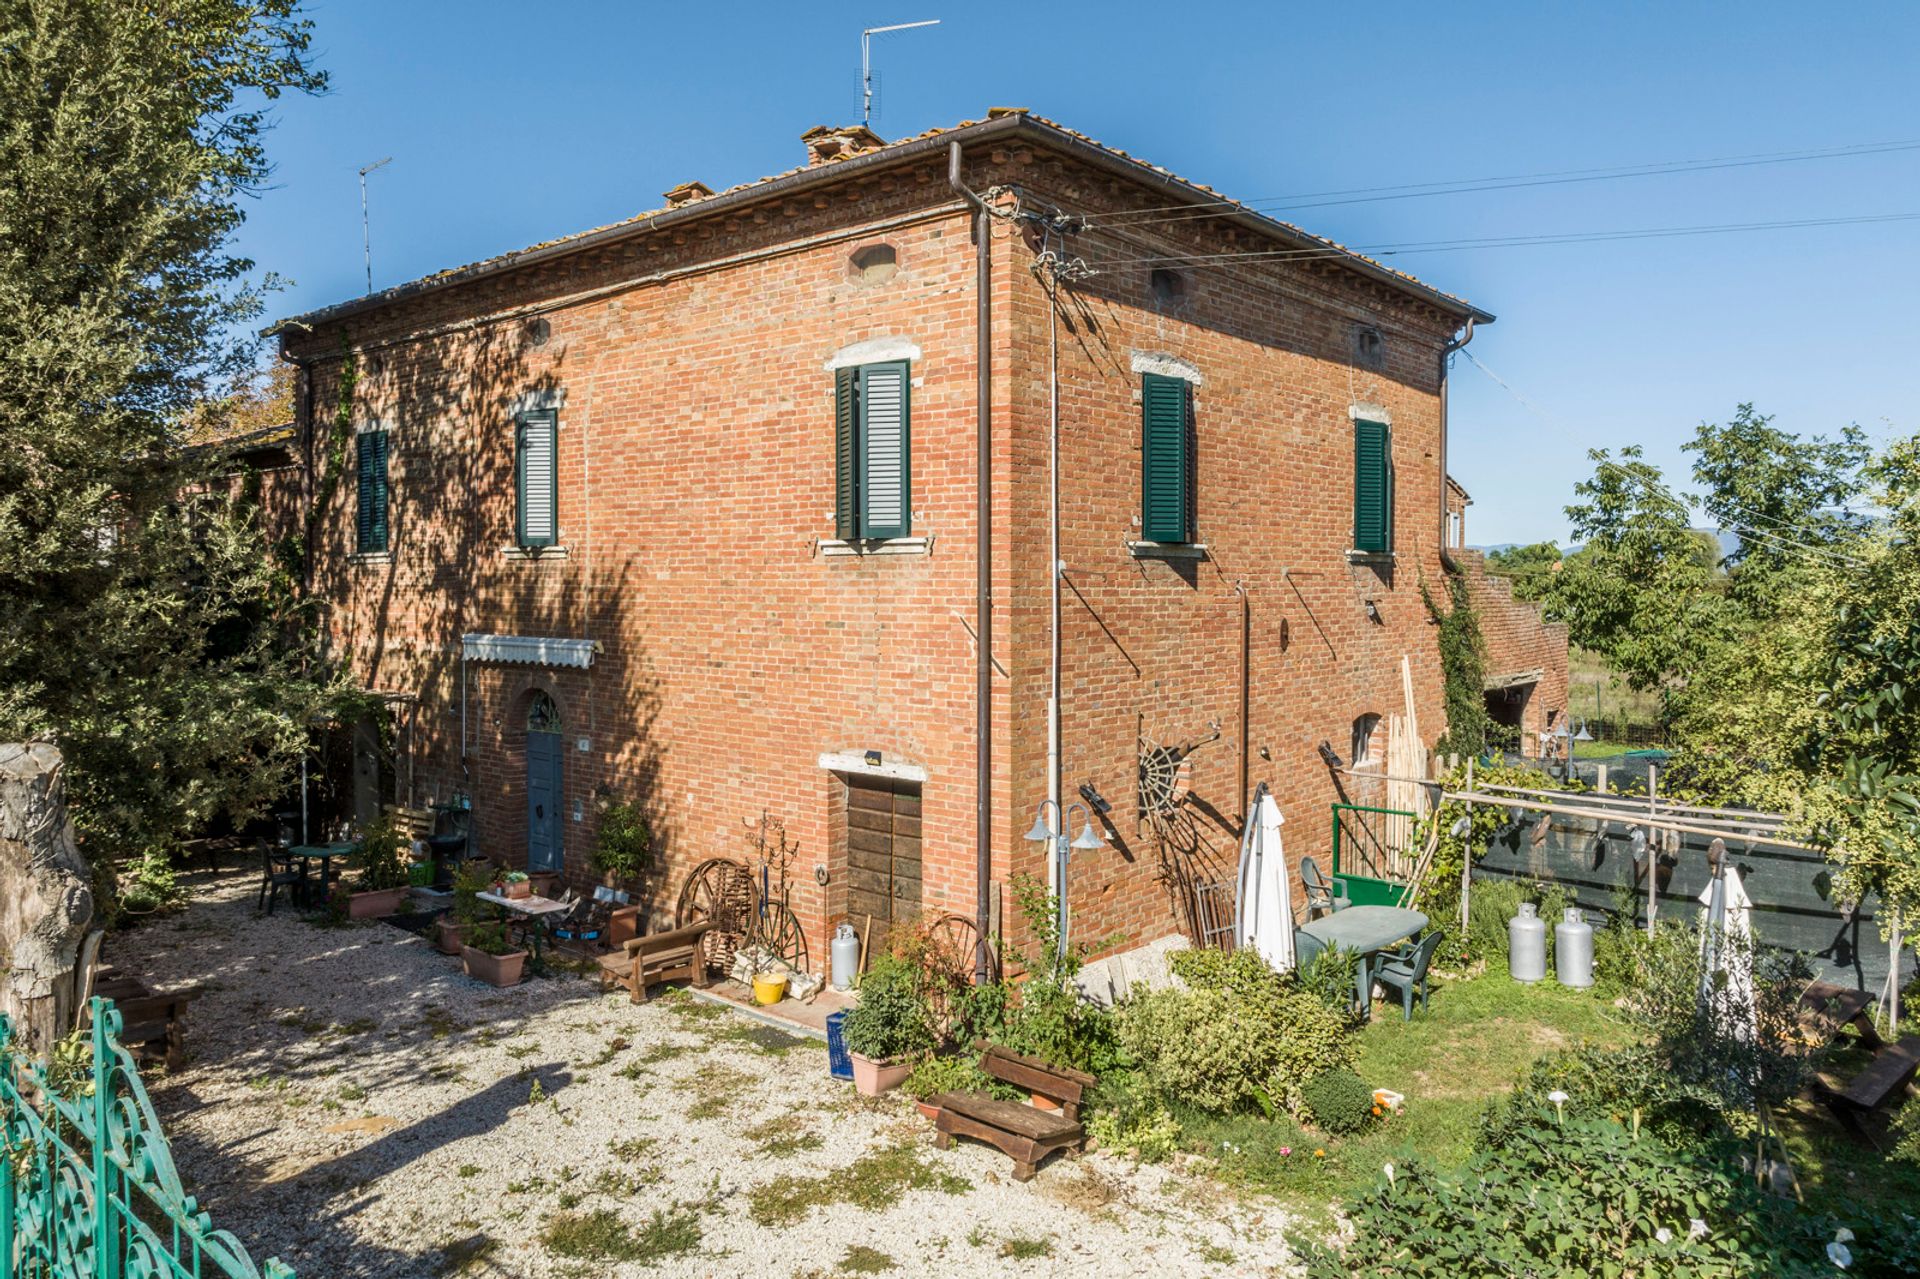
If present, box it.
[1539,446,1720,696]
[1483,540,1561,602]
[0,2,331,859]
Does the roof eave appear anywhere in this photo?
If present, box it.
[265,114,1032,339]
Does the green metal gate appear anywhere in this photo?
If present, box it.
[0,998,293,1278]
[1330,803,1416,907]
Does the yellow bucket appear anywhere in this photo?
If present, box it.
[751,973,789,1005]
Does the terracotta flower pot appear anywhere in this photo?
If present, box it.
[528,872,559,897]
[849,1052,912,1097]
[347,887,409,919]
[503,880,532,900]
[914,1100,942,1122]
[436,918,467,956]
[461,945,529,988]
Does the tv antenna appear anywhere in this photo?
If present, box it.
[358,156,393,295]
[861,20,940,126]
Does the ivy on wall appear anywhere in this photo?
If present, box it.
[1422,570,1512,758]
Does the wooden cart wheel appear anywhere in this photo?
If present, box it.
[676,858,756,974]
[924,911,998,985]
[753,898,810,976]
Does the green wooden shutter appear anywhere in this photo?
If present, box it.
[1141,373,1192,543]
[356,430,389,553]
[516,410,558,548]
[834,367,860,540]
[1353,418,1392,553]
[858,360,910,540]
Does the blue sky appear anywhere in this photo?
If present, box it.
[242,2,1920,546]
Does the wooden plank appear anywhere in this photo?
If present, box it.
[1837,1035,1920,1109]
[847,840,894,871]
[847,888,892,921]
[848,808,896,834]
[847,787,897,814]
[892,814,923,840]
[978,1041,1097,1087]
[931,1093,1080,1143]
[892,791,922,818]
[848,828,895,857]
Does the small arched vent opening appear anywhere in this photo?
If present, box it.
[849,243,899,285]
[1149,268,1187,307]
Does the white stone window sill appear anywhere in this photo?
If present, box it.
[820,536,933,557]
[501,544,569,561]
[1128,540,1208,560]
[1346,549,1396,565]
[350,551,392,565]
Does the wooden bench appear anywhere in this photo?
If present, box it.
[927,1042,1095,1182]
[596,921,715,1004]
[1800,979,1920,1146]
[92,967,201,1070]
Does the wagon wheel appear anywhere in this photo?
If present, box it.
[676,858,756,975]
[920,912,999,1035]
[752,898,809,976]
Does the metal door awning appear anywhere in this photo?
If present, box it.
[460,633,598,668]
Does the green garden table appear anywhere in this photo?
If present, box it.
[1296,905,1429,1022]
[285,841,357,907]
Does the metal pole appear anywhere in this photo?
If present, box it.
[1646,763,1659,938]
[358,157,392,295]
[1459,756,1474,933]
[1046,264,1061,895]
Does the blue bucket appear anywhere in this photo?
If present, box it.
[825,1010,853,1081]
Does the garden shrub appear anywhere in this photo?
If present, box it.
[1119,949,1353,1114]
[900,1052,991,1101]
[1463,877,1571,973]
[1297,943,1361,1023]
[1085,1070,1181,1163]
[1300,1068,1375,1135]
[1480,1042,1729,1153]
[843,956,936,1061]
[1295,1109,1920,1278]
[988,875,1128,1075]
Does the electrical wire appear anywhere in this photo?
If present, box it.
[1458,348,1867,568]
[1081,212,1920,271]
[1076,136,1920,227]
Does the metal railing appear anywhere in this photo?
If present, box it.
[0,998,293,1278]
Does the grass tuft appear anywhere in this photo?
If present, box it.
[540,1206,701,1263]
[750,1143,969,1228]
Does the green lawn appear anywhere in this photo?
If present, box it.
[1175,973,1631,1226]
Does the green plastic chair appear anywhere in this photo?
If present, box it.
[1373,931,1443,1022]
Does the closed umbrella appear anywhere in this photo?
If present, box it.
[1697,844,1756,1045]
[1235,789,1295,972]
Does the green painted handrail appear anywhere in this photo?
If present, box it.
[0,997,294,1279]
[1330,802,1418,879]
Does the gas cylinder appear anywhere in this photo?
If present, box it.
[830,923,860,991]
[1555,907,1594,989]
[1509,901,1547,984]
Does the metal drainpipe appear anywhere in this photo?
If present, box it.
[1237,582,1250,826]
[1437,318,1476,573]
[948,142,995,983]
[1046,263,1061,897]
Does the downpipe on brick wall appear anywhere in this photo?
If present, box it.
[948,142,995,984]
[1437,318,1476,574]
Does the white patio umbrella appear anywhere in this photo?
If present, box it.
[1234,788,1295,972]
[1698,848,1756,1045]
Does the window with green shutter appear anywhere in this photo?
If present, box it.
[1141,373,1194,543]
[516,409,558,548]
[355,429,389,554]
[833,360,911,541]
[1352,417,1393,554]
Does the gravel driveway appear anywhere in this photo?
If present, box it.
[113,871,1303,1278]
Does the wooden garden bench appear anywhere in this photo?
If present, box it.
[595,921,715,1004]
[92,966,201,1070]
[927,1042,1095,1182]
[1799,980,1920,1146]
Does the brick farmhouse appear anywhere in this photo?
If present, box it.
[261,109,1568,967]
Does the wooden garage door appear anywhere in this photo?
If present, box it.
[845,776,922,930]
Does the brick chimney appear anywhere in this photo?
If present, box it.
[800,124,886,165]
[662,180,714,208]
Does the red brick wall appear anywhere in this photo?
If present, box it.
[1454,549,1570,755]
[282,139,1495,968]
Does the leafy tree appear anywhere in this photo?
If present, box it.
[1684,404,1868,613]
[1483,540,1561,601]
[0,3,331,860]
[1540,446,1720,696]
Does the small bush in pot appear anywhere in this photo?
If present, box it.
[842,956,936,1094]
[343,814,411,918]
[438,861,492,955]
[590,800,653,885]
[461,919,528,987]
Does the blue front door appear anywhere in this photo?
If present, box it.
[526,730,563,872]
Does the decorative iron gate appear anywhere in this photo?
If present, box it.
[0,998,293,1278]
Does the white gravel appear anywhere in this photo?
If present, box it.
[113,871,1306,1278]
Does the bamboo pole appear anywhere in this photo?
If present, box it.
[1438,789,1822,852]
[1647,764,1659,938]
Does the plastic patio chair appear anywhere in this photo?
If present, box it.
[1373,931,1444,1022]
[256,838,303,915]
[1299,857,1351,919]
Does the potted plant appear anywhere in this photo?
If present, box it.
[438,862,491,955]
[591,799,653,938]
[461,920,529,987]
[491,869,532,900]
[345,815,411,919]
[841,955,936,1095]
